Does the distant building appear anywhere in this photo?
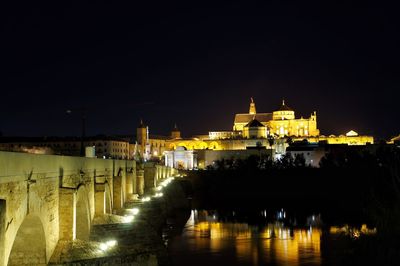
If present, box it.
[137,98,375,167]
[164,146,197,170]
[388,134,400,146]
[162,98,373,152]
[286,142,327,167]
[135,120,170,161]
[234,99,319,137]
[0,136,132,159]
[196,149,271,169]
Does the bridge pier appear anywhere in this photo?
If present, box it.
[136,169,144,195]
[0,200,5,266]
[112,174,123,210]
[144,162,157,193]
[59,187,76,241]
[125,168,135,200]
[94,183,106,215]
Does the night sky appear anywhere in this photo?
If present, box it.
[1,2,399,139]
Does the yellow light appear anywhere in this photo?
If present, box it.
[141,197,151,202]
[106,240,117,247]
[127,208,139,215]
[123,215,134,223]
[99,243,108,251]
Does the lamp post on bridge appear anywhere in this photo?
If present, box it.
[66,107,86,157]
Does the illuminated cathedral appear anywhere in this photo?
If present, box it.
[233,98,319,138]
[137,98,374,168]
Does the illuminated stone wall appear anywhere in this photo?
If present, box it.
[196,149,273,169]
[165,138,277,151]
[233,100,319,138]
[296,135,374,145]
[243,126,267,139]
[0,151,136,266]
[268,113,319,137]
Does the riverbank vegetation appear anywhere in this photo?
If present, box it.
[185,145,400,264]
[186,145,400,230]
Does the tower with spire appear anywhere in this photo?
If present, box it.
[136,119,149,159]
[171,123,181,139]
[249,97,257,114]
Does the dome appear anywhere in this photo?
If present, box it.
[278,99,293,111]
[272,99,295,120]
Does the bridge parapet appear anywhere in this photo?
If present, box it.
[0,152,180,266]
[0,151,136,266]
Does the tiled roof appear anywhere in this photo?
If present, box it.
[234,113,272,124]
[245,119,265,128]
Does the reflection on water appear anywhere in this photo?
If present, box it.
[168,210,376,266]
[329,224,377,239]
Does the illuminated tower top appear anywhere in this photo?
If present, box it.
[138,119,146,128]
[137,119,148,145]
[249,97,257,114]
[273,99,295,120]
[171,123,181,139]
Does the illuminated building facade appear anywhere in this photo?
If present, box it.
[0,136,132,159]
[163,99,372,150]
[133,98,374,168]
[164,146,198,170]
[233,99,319,137]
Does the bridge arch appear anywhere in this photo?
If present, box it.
[75,184,91,241]
[197,141,208,149]
[7,214,47,266]
[208,141,220,150]
[168,143,177,150]
[178,142,189,149]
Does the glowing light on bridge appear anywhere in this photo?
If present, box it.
[159,177,174,188]
[127,207,140,215]
[99,240,118,252]
[141,197,151,202]
[123,215,134,223]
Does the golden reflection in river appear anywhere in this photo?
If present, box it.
[185,210,322,265]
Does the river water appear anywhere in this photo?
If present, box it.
[167,209,376,266]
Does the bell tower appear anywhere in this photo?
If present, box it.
[136,119,148,158]
[171,123,181,139]
[249,97,257,114]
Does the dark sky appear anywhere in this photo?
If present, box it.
[1,2,399,139]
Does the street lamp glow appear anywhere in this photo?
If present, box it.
[141,197,151,202]
[123,215,134,223]
[99,243,108,251]
[106,240,117,247]
[127,208,139,215]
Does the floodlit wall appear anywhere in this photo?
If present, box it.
[0,151,136,266]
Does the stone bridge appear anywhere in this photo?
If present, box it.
[0,151,176,266]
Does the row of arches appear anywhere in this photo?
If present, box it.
[2,180,114,266]
[168,141,220,150]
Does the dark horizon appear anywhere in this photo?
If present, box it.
[1,2,399,140]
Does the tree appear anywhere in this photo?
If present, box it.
[293,153,306,168]
[267,135,275,161]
